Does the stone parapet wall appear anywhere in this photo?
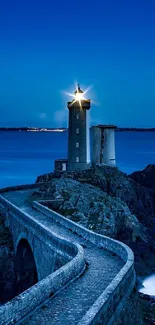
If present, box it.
[0,196,78,261]
[0,196,85,325]
[33,201,135,325]
[78,268,135,325]
[0,249,85,325]
[33,201,134,262]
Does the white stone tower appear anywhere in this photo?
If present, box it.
[67,85,91,171]
[91,125,116,167]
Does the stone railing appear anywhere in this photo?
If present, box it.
[33,200,135,325]
[0,196,85,325]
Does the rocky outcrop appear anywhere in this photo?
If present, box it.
[34,177,145,240]
[130,164,155,191]
[35,165,155,276]
[116,291,144,325]
[138,293,155,325]
[0,213,16,303]
[36,165,155,230]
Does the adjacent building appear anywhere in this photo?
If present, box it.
[90,125,117,167]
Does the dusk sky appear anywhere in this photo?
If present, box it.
[0,0,155,127]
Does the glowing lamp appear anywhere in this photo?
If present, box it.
[74,85,85,102]
[75,92,84,101]
[66,83,91,109]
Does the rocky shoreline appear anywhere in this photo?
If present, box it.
[35,164,155,324]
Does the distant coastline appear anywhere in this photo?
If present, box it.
[116,127,155,132]
[0,127,155,132]
[0,127,67,132]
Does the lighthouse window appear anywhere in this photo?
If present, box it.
[76,113,79,119]
[76,142,79,148]
[76,157,79,162]
[76,128,79,134]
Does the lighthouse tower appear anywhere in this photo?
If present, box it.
[67,85,91,171]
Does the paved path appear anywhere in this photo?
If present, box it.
[2,189,124,325]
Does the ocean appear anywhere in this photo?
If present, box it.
[0,130,155,188]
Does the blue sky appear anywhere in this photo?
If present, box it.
[0,0,155,127]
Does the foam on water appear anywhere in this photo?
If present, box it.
[139,274,155,296]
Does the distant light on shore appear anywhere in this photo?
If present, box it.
[26,129,66,132]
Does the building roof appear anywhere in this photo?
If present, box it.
[55,159,68,162]
[97,124,117,129]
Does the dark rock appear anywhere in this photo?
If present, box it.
[130,164,155,192]
[35,165,155,276]
[0,213,16,303]
[116,291,144,325]
[138,292,155,325]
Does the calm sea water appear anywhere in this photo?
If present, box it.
[0,130,155,188]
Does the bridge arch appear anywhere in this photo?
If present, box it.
[15,238,38,295]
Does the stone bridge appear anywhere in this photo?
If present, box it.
[0,184,135,325]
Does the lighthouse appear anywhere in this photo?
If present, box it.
[54,84,117,173]
[67,85,91,171]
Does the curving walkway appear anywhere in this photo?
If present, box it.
[2,189,124,325]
